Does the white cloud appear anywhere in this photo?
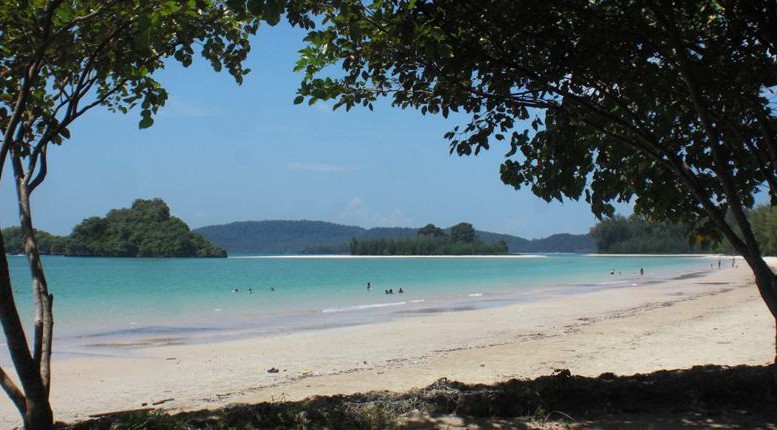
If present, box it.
[159,96,215,118]
[340,197,368,220]
[371,208,412,227]
[336,197,412,227]
[285,162,364,173]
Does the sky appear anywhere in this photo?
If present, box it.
[0,23,631,240]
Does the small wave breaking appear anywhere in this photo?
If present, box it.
[322,301,407,314]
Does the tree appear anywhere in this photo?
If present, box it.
[1,228,64,256]
[292,1,777,359]
[589,214,707,254]
[417,223,445,238]
[751,206,777,256]
[63,198,227,257]
[450,222,476,243]
[0,1,276,427]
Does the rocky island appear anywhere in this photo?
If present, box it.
[3,199,226,258]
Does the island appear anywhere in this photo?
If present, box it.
[348,222,508,255]
[3,199,226,258]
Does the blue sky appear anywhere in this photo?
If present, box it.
[0,23,627,239]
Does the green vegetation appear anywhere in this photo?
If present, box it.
[3,199,225,258]
[2,228,67,255]
[748,206,777,256]
[197,220,595,254]
[292,1,777,360]
[590,215,707,254]
[1,1,262,425]
[195,220,366,254]
[713,205,777,256]
[592,206,777,256]
[349,223,508,255]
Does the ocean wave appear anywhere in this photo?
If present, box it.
[468,293,483,297]
[321,301,407,313]
[596,280,632,286]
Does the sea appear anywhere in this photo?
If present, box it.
[4,254,715,355]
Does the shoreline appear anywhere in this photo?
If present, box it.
[0,259,773,426]
[48,258,709,355]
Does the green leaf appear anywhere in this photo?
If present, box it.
[263,0,282,26]
[247,0,263,16]
[139,116,154,129]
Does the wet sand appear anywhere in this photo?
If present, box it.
[0,258,773,427]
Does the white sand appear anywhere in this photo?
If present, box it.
[0,260,773,427]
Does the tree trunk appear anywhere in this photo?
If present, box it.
[15,177,54,394]
[742,253,777,363]
[13,175,54,429]
[0,233,36,415]
[23,394,53,430]
[0,231,54,429]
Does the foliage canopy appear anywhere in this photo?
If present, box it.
[287,1,777,366]
[589,214,708,254]
[2,199,227,258]
[0,1,274,426]
[294,1,776,247]
[349,222,507,255]
[291,0,777,352]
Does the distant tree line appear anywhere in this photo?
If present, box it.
[715,205,777,256]
[591,207,777,255]
[300,243,350,255]
[198,219,596,254]
[3,199,226,258]
[589,215,706,254]
[349,222,508,255]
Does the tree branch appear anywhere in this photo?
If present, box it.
[28,146,48,193]
[1,0,63,179]
[651,3,761,259]
[0,365,25,415]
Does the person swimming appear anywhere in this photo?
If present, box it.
[398,288,404,294]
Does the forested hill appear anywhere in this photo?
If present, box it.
[194,220,595,254]
[3,199,226,258]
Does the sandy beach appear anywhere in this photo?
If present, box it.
[0,258,774,427]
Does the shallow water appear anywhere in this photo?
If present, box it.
[4,254,714,353]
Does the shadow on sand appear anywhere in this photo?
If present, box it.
[66,364,776,429]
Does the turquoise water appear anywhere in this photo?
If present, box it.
[5,254,711,348]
